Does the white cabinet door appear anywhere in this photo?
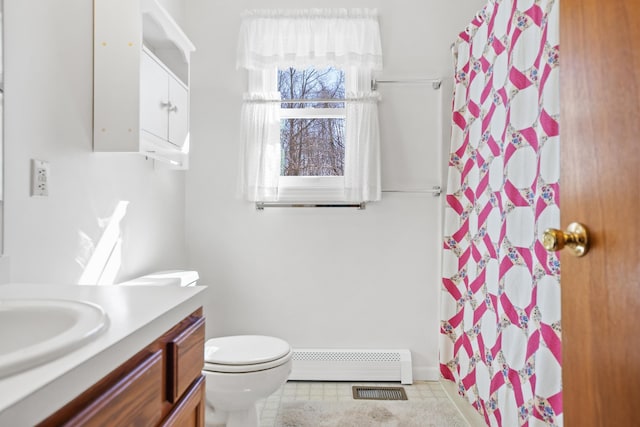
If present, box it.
[168,75,188,148]
[140,51,169,142]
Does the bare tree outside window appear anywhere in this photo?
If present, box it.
[278,67,345,176]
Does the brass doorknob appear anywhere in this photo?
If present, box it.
[543,222,590,257]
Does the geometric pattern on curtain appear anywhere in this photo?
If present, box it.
[439,1,561,426]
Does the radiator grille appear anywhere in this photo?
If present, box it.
[352,386,408,400]
[292,351,401,363]
[289,349,413,384]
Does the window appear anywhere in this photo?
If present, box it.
[237,9,383,203]
[279,67,345,177]
[276,67,347,200]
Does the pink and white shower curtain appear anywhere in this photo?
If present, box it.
[440,1,561,426]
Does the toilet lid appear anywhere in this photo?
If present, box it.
[120,270,199,287]
[204,335,291,366]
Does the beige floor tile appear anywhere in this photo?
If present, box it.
[259,380,469,426]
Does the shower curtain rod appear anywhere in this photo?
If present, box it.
[371,78,442,90]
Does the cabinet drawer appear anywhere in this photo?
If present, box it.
[160,375,205,427]
[167,316,205,402]
[65,350,164,426]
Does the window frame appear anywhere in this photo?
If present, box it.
[277,66,348,200]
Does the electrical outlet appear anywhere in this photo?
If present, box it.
[31,159,50,197]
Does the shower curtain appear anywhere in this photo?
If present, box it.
[440,1,561,426]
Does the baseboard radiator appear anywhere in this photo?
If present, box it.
[289,349,413,385]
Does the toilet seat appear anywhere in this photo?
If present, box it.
[203,335,292,373]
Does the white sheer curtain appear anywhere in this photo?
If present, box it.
[238,69,281,202]
[237,9,383,70]
[237,9,383,203]
[344,67,381,202]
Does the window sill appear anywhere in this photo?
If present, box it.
[277,176,349,202]
[276,188,348,203]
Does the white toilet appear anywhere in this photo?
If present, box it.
[120,270,293,427]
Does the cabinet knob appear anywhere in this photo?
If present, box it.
[160,101,178,113]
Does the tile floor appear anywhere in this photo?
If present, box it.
[256,381,469,427]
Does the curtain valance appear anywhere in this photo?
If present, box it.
[236,9,383,70]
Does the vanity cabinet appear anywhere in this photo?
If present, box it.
[93,0,195,169]
[38,309,206,427]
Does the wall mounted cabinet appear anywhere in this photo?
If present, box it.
[140,47,189,152]
[93,0,195,169]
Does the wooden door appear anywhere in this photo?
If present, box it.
[560,1,640,425]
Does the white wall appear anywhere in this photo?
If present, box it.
[185,0,485,379]
[157,0,186,29]
[2,0,188,284]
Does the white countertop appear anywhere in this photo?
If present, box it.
[0,283,207,426]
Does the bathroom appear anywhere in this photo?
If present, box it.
[0,0,553,425]
[6,0,483,394]
[33,0,480,372]
[1,0,638,426]
[2,0,478,422]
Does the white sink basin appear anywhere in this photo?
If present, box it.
[0,299,109,378]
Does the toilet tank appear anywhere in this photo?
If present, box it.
[120,270,199,287]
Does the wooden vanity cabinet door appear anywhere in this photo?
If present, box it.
[38,308,206,427]
[160,375,205,427]
[167,316,205,403]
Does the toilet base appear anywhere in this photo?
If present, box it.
[205,404,258,427]
[227,406,258,427]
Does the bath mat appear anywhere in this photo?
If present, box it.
[274,400,467,427]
